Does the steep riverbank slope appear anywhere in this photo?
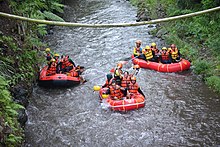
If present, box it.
[0,0,63,146]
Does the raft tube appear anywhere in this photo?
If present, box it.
[38,66,80,87]
[132,55,190,72]
[99,88,145,111]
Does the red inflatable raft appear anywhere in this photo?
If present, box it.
[99,88,145,111]
[132,55,190,72]
[38,66,80,87]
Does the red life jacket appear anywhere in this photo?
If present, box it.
[64,60,73,67]
[46,64,57,75]
[109,85,123,99]
[161,51,170,61]
[121,76,131,88]
[128,83,139,94]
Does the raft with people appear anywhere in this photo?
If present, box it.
[94,64,146,111]
[132,41,191,72]
[38,66,81,87]
[38,48,85,87]
[132,55,191,72]
[99,87,145,111]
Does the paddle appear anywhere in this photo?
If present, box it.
[93,85,109,99]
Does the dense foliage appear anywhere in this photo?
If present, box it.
[131,0,220,93]
[0,0,64,146]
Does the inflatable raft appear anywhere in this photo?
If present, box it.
[99,88,145,111]
[132,55,190,72]
[38,66,80,87]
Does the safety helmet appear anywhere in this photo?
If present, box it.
[151,42,156,47]
[117,63,123,69]
[171,44,176,48]
[54,53,60,57]
[133,64,140,69]
[135,40,142,44]
[131,76,136,81]
[145,46,151,50]
[45,48,50,52]
[162,47,167,50]
[51,59,56,62]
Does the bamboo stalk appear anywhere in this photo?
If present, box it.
[0,6,220,28]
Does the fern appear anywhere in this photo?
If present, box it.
[43,11,65,22]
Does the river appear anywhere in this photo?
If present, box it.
[23,0,220,146]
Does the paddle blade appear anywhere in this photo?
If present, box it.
[110,68,115,73]
[93,86,101,91]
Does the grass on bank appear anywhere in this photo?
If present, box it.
[130,0,220,93]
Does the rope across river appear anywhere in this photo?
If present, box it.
[0,6,220,28]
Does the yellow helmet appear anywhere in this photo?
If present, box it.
[54,53,60,57]
[162,47,167,50]
[45,48,50,52]
[145,46,150,50]
[151,42,156,47]
[51,59,56,62]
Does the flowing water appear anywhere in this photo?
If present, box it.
[24,0,220,146]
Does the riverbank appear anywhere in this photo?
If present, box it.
[130,0,220,93]
[0,0,64,146]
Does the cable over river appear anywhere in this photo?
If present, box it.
[24,0,220,146]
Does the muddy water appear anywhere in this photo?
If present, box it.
[24,0,220,146]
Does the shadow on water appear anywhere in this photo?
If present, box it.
[23,0,220,146]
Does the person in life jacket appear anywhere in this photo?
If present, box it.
[54,53,61,73]
[114,63,123,85]
[168,44,181,63]
[107,80,128,100]
[159,47,172,64]
[46,59,57,76]
[133,40,145,59]
[142,46,155,62]
[45,48,53,65]
[121,71,131,88]
[150,42,160,62]
[128,76,145,98]
[60,55,76,73]
[102,73,113,88]
[131,64,140,76]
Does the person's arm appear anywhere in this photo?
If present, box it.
[69,59,76,67]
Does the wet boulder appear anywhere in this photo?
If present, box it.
[11,85,30,107]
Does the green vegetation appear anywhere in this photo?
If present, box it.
[0,0,64,146]
[130,0,220,93]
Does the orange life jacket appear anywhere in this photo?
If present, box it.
[161,51,170,61]
[151,47,159,54]
[121,76,131,88]
[46,64,57,75]
[109,85,123,99]
[62,59,73,69]
[128,83,139,94]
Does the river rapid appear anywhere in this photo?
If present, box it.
[24,0,220,146]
